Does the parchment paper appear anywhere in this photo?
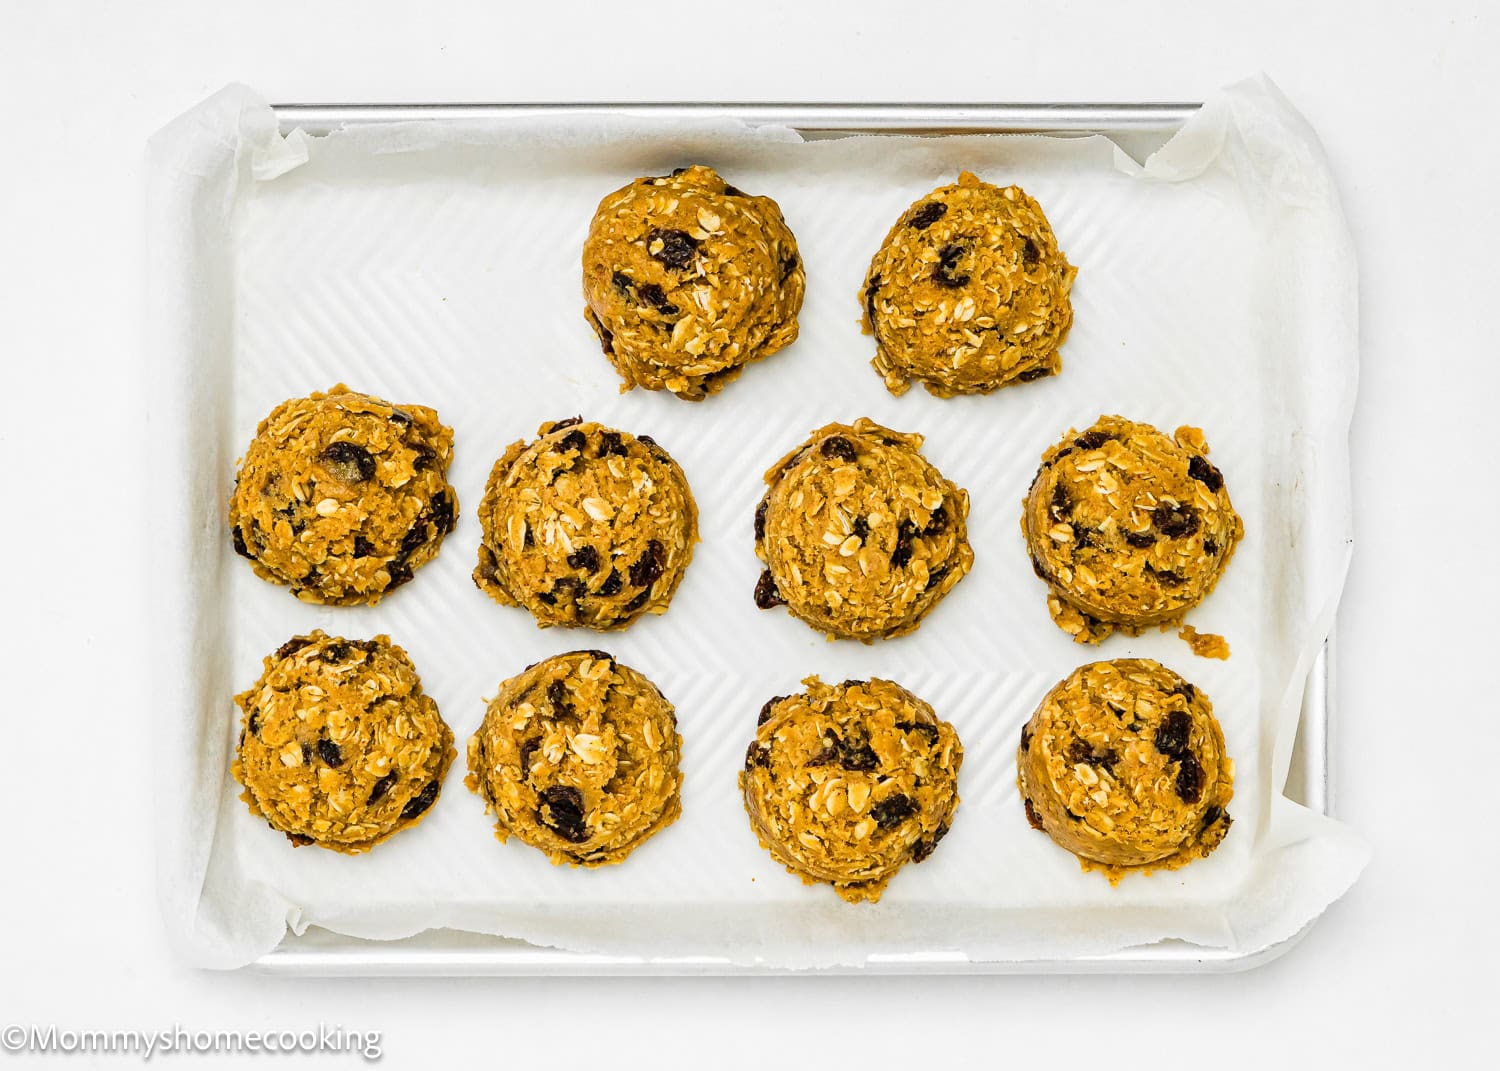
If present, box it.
[148,77,1367,969]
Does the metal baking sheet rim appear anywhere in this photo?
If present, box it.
[247,100,1332,976]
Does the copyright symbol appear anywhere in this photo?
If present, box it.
[1,1025,25,1052]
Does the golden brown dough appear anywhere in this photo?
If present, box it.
[473,418,698,630]
[753,418,973,641]
[741,677,962,903]
[1016,659,1233,880]
[228,385,457,605]
[232,631,454,853]
[1022,415,1243,644]
[862,172,1076,396]
[466,650,682,866]
[582,164,804,400]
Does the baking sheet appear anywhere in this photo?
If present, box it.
[148,77,1367,970]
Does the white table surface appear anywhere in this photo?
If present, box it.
[1,1,1495,1066]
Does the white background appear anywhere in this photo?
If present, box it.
[0,1,1494,1067]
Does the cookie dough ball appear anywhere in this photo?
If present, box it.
[1017,659,1234,878]
[1022,415,1243,644]
[861,172,1076,397]
[753,418,973,641]
[466,650,683,866]
[473,418,698,630]
[229,385,458,605]
[232,631,455,853]
[741,678,962,903]
[582,164,805,400]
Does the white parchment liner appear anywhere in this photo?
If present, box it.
[148,78,1367,969]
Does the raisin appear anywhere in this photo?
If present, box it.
[624,589,650,613]
[1124,530,1156,548]
[411,445,438,471]
[300,742,312,765]
[321,641,350,663]
[629,540,666,588]
[724,184,746,197]
[598,431,626,457]
[754,570,784,608]
[547,678,571,713]
[1200,804,1222,831]
[559,429,587,455]
[550,416,583,431]
[388,409,412,427]
[647,228,699,269]
[1152,567,1187,587]
[911,822,949,862]
[429,491,456,535]
[1022,236,1040,268]
[1067,740,1118,770]
[838,737,880,773]
[1188,454,1224,492]
[1049,483,1072,520]
[871,794,915,829]
[595,323,615,355]
[274,637,309,660]
[820,435,857,461]
[1176,753,1205,803]
[756,696,788,726]
[780,253,799,281]
[753,499,768,542]
[908,201,947,229]
[1074,430,1109,450]
[316,738,344,767]
[745,741,769,769]
[864,274,882,327]
[1173,682,1197,702]
[1016,366,1051,382]
[247,709,261,736]
[286,833,315,847]
[536,590,557,606]
[322,441,377,483]
[611,270,633,295]
[1204,536,1220,556]
[637,434,658,449]
[1074,528,1096,550]
[517,738,541,782]
[368,771,397,803]
[231,526,254,559]
[1155,710,1192,759]
[523,525,534,547]
[1153,503,1200,538]
[933,242,970,288]
[600,569,623,596]
[568,545,600,573]
[353,535,376,558]
[924,504,948,535]
[890,519,920,569]
[1023,798,1045,831]
[400,780,440,821]
[895,720,940,742]
[398,523,428,560]
[538,785,589,843]
[636,282,679,315]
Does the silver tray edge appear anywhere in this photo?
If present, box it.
[249,100,1329,975]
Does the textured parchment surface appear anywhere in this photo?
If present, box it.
[149,78,1366,968]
